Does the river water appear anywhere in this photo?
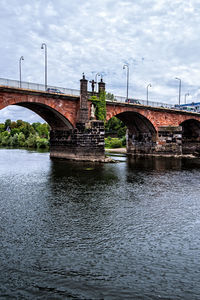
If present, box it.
[0,149,200,300]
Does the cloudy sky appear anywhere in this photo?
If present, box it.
[1,0,200,122]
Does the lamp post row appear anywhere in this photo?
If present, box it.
[19,43,48,90]
[19,53,189,105]
[122,66,188,105]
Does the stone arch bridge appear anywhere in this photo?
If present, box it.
[1,75,200,161]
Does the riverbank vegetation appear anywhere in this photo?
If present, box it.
[0,117,127,150]
[105,116,126,148]
[0,119,49,149]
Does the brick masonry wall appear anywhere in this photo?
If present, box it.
[156,126,182,154]
[0,88,79,128]
[127,132,156,154]
[50,120,105,161]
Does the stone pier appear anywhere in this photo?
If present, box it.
[50,74,106,161]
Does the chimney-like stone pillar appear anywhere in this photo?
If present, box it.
[98,78,105,95]
[78,74,89,124]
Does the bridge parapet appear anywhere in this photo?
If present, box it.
[0,77,80,96]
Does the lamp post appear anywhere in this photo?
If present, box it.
[19,56,24,88]
[146,83,151,105]
[175,77,181,105]
[123,64,129,100]
[184,92,189,104]
[95,72,100,92]
[41,43,47,90]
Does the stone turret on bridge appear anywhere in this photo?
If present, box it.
[78,73,89,125]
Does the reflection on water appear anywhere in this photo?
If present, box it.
[0,149,200,300]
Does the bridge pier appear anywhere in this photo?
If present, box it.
[50,120,105,161]
[155,126,182,155]
[127,126,183,156]
[127,131,156,154]
[50,74,106,162]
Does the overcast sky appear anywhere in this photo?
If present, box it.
[1,0,200,122]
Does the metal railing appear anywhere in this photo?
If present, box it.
[106,94,175,109]
[0,77,80,97]
[106,95,200,113]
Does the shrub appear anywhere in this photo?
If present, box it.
[105,137,123,148]
[121,136,126,146]
[105,137,112,148]
[18,132,26,147]
[36,138,49,149]
[26,134,37,148]
[11,134,19,147]
[110,138,122,148]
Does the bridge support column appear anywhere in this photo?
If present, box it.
[50,121,105,161]
[49,74,106,161]
[127,131,156,154]
[155,126,182,155]
[127,126,183,156]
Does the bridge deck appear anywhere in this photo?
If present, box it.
[0,85,79,101]
[105,99,200,116]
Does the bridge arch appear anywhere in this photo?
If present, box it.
[16,102,73,130]
[0,90,78,129]
[180,118,200,154]
[109,111,157,154]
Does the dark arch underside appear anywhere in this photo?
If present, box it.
[181,119,200,154]
[15,102,73,130]
[115,111,156,135]
[115,111,157,154]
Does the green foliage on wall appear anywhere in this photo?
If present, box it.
[90,91,106,121]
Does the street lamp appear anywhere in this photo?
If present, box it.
[175,77,181,105]
[123,64,129,100]
[41,43,47,90]
[19,56,24,88]
[146,83,152,105]
[95,72,101,92]
[185,92,189,104]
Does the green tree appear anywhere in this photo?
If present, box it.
[18,132,26,147]
[36,137,49,149]
[11,133,19,147]
[106,92,115,100]
[1,132,10,146]
[0,123,4,133]
[26,134,37,148]
[4,119,11,131]
[36,123,49,138]
[16,120,24,128]
[105,116,126,137]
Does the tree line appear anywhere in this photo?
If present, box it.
[0,119,49,149]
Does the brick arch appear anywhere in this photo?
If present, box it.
[106,104,200,130]
[0,90,78,129]
[16,102,73,129]
[106,105,162,130]
[178,115,200,126]
[106,106,156,134]
[107,110,157,154]
[113,111,156,135]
